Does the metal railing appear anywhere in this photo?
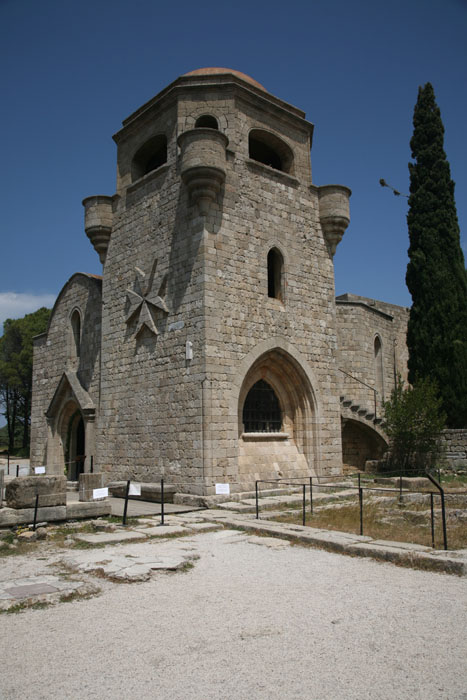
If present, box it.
[339,368,379,421]
[254,471,464,550]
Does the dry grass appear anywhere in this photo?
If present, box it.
[273,497,467,550]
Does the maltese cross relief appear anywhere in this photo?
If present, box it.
[125,258,169,337]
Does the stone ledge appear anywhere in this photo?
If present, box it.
[209,515,467,577]
[241,432,290,441]
[107,481,176,503]
[0,501,111,527]
[246,158,300,186]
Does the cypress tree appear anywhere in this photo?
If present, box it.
[406,83,467,427]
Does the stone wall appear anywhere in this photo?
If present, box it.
[439,429,467,471]
[336,294,409,416]
[30,274,102,474]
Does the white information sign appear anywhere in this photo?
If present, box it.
[93,487,109,500]
[215,483,230,495]
[129,482,141,496]
[35,466,46,474]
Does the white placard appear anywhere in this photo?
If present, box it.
[93,487,109,500]
[215,483,230,495]
[129,482,141,496]
[35,466,46,474]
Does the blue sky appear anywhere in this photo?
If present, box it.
[1,0,466,329]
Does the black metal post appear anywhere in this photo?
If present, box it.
[16,465,19,477]
[440,490,448,551]
[358,472,361,490]
[425,471,448,551]
[160,478,165,526]
[7,451,10,475]
[255,481,259,519]
[430,492,435,549]
[33,494,39,531]
[309,476,313,515]
[359,487,363,536]
[302,484,306,526]
[122,480,130,526]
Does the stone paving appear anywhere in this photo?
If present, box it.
[1,501,467,613]
[0,574,99,611]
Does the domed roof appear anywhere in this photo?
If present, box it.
[182,67,266,92]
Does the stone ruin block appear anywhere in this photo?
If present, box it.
[5,475,67,509]
[107,481,176,503]
[79,472,104,502]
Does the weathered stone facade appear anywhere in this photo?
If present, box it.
[439,430,467,471]
[336,293,409,469]
[31,68,409,493]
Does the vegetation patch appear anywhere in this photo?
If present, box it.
[272,498,467,550]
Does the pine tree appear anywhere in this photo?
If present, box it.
[406,83,467,427]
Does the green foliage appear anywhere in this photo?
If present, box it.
[382,376,446,475]
[0,307,51,452]
[406,83,467,427]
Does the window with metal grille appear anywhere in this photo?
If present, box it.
[242,379,282,433]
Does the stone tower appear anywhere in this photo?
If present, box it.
[32,68,351,496]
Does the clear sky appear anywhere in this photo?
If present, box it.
[1,0,466,330]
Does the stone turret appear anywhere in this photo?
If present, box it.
[318,184,351,256]
[82,195,113,265]
[177,128,228,215]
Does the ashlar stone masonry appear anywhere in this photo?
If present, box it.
[31,68,410,494]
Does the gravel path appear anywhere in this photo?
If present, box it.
[1,529,466,699]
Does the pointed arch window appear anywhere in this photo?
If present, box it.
[242,379,282,433]
[267,248,284,300]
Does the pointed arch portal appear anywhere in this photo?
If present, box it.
[237,346,320,482]
[45,371,95,478]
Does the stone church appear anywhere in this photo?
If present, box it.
[30,68,409,496]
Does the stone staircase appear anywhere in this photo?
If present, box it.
[340,395,383,427]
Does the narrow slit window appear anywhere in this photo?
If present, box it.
[71,310,81,358]
[243,379,282,433]
[267,248,284,300]
[374,336,384,400]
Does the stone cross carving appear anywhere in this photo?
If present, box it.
[125,259,168,336]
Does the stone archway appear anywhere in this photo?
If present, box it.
[45,371,96,476]
[341,418,388,471]
[236,346,320,484]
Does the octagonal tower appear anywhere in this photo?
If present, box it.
[88,68,351,495]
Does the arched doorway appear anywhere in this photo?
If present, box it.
[66,411,86,480]
[45,371,96,476]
